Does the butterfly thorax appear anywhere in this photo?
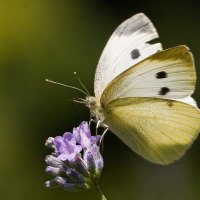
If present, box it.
[85,96,106,125]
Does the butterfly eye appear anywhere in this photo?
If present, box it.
[130,49,140,59]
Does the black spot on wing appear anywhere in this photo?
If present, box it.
[131,49,140,59]
[159,87,170,95]
[156,71,167,79]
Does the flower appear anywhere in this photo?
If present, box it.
[45,121,104,192]
[54,132,82,161]
[73,121,101,148]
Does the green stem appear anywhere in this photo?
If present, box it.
[95,181,107,200]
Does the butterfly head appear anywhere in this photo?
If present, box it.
[85,96,98,108]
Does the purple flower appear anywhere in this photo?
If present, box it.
[45,121,104,193]
[54,132,82,161]
[73,121,100,148]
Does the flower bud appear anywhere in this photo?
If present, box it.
[46,166,63,176]
[84,144,103,177]
[45,155,64,168]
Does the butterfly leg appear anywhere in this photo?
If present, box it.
[89,116,93,127]
[99,127,109,153]
[95,120,101,135]
[100,127,108,145]
[89,111,97,127]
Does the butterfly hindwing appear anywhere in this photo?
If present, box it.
[104,97,200,164]
[101,45,196,105]
[94,13,162,99]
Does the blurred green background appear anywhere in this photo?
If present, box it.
[1,0,200,200]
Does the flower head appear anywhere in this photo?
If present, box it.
[45,121,103,192]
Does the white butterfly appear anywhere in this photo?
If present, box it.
[84,13,200,165]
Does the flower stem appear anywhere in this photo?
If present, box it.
[95,181,107,200]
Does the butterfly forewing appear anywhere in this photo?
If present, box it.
[104,97,200,164]
[94,13,162,99]
[101,45,196,105]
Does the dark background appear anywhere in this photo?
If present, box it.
[1,0,200,200]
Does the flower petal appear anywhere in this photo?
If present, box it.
[53,136,66,153]
[73,127,81,144]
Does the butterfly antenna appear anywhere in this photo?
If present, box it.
[74,72,90,96]
[45,79,88,96]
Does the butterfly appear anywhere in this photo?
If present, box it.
[83,13,200,165]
